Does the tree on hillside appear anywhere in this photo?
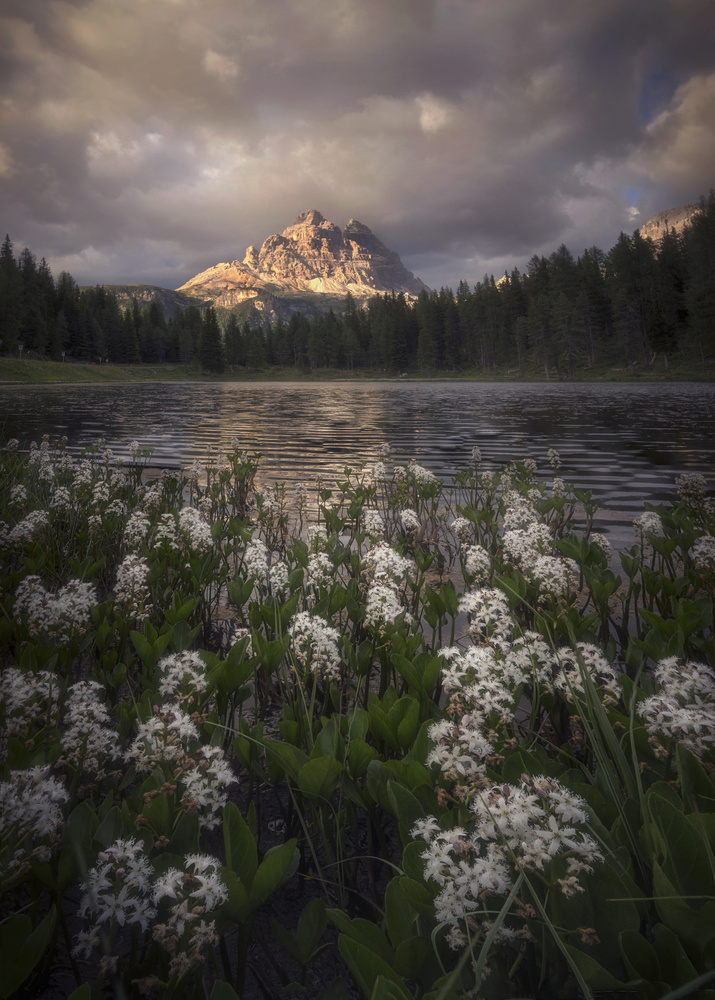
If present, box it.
[224,313,244,367]
[199,306,225,372]
[0,235,23,353]
[683,193,715,362]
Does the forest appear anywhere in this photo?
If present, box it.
[1,193,713,376]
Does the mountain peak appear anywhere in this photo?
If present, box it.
[176,210,428,317]
[293,209,325,226]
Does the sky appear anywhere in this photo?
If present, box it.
[1,0,714,293]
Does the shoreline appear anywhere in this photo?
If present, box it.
[1,356,714,386]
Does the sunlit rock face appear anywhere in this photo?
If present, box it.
[176,209,428,307]
[639,203,701,241]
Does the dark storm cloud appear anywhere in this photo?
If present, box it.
[1,0,713,289]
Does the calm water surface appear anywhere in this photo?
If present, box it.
[2,380,713,544]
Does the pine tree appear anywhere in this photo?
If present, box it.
[199,306,225,372]
[0,234,23,353]
[683,193,715,362]
[224,314,243,367]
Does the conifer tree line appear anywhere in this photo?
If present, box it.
[1,193,713,374]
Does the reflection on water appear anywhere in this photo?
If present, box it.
[2,381,713,544]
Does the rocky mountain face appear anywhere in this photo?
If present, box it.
[639,203,701,241]
[176,209,428,312]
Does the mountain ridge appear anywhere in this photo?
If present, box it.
[176,209,429,311]
[639,203,702,241]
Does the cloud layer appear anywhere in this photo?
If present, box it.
[1,0,714,290]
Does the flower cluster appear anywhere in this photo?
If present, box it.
[637,657,715,758]
[157,651,209,707]
[125,705,200,772]
[181,746,237,830]
[289,612,342,681]
[413,774,602,946]
[0,667,59,747]
[178,506,213,553]
[1,767,68,882]
[152,854,228,979]
[14,575,97,643]
[59,680,122,778]
[364,581,414,632]
[114,553,152,619]
[365,541,414,585]
[458,587,513,642]
[75,838,157,973]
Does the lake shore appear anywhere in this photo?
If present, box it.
[1,353,713,385]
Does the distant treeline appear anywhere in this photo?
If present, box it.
[2,193,713,374]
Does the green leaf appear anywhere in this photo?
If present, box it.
[677,745,715,813]
[347,738,376,778]
[296,898,328,962]
[297,756,344,800]
[93,805,124,848]
[168,810,200,855]
[653,862,715,961]
[264,738,309,782]
[66,987,92,1000]
[651,923,698,987]
[328,913,393,964]
[0,906,57,999]
[649,796,714,900]
[210,981,242,1000]
[337,936,407,1000]
[219,868,251,924]
[312,716,345,762]
[369,975,413,1000]
[563,942,629,992]
[168,618,201,652]
[223,802,257,889]
[619,929,662,982]
[249,839,298,910]
[58,801,96,890]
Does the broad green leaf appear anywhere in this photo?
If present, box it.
[296,898,328,962]
[563,942,629,992]
[219,868,251,924]
[210,981,242,1000]
[653,862,715,961]
[619,929,661,982]
[0,906,57,999]
[67,987,91,1000]
[649,796,714,899]
[369,975,413,1000]
[297,756,344,799]
[223,802,257,889]
[347,738,376,778]
[93,805,124,849]
[338,936,407,1000]
[168,810,200,856]
[384,878,417,948]
[249,840,298,910]
[328,913,393,964]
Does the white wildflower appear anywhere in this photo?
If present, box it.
[289,612,341,681]
[459,587,513,642]
[365,582,413,631]
[462,543,491,583]
[362,509,384,537]
[400,508,421,532]
[157,651,208,706]
[692,535,715,571]
[178,506,213,553]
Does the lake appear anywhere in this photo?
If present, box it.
[2,380,713,546]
